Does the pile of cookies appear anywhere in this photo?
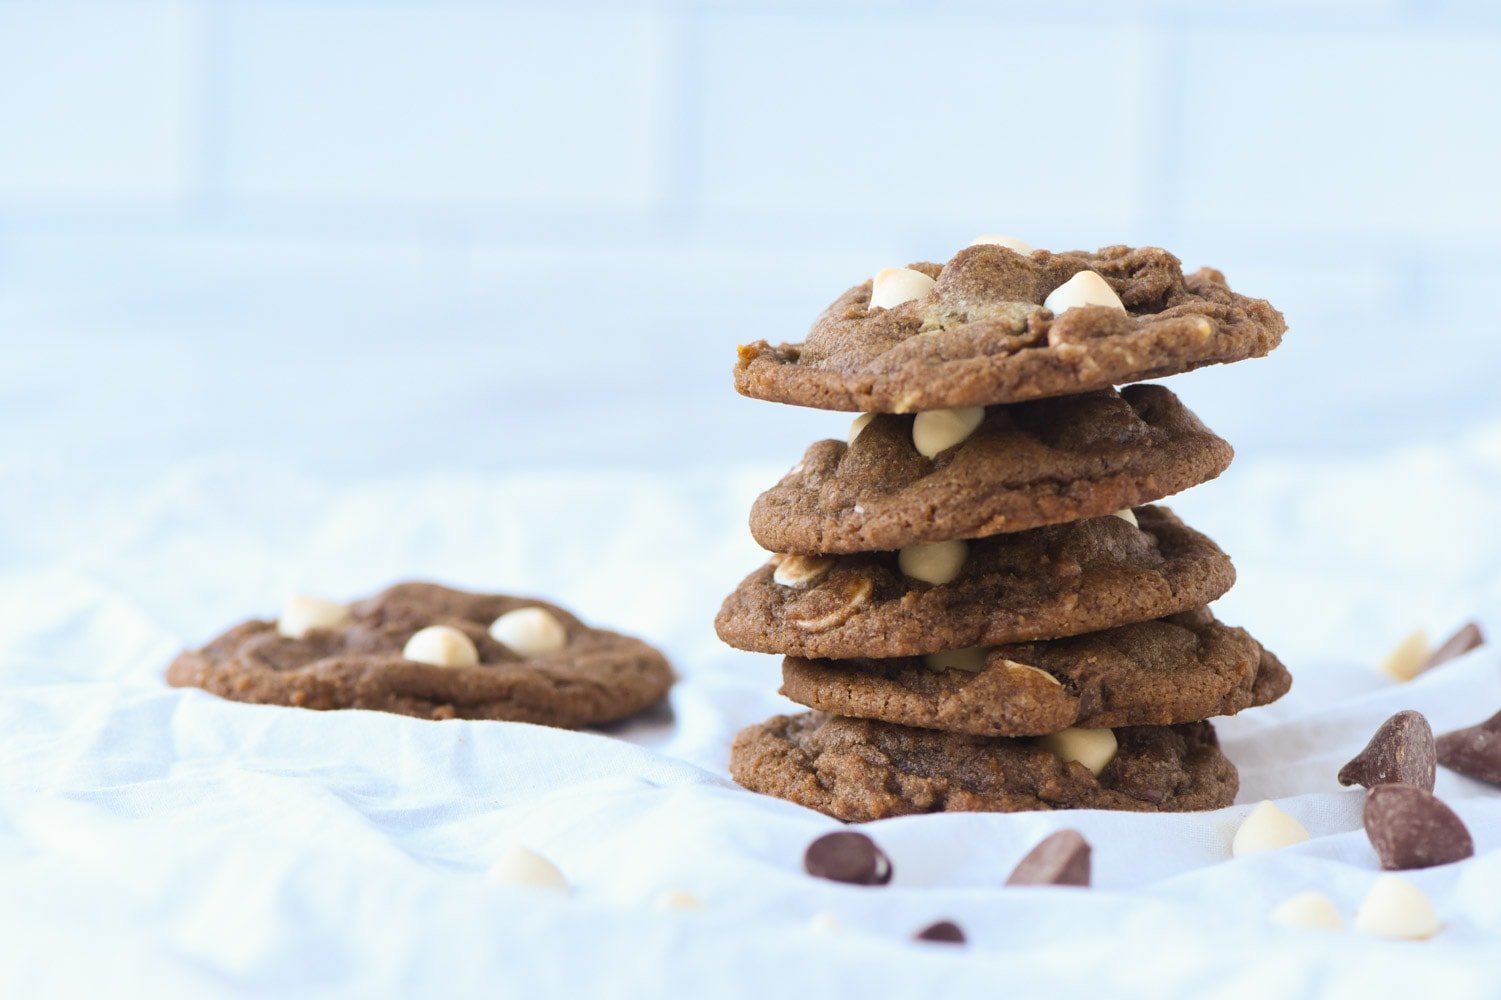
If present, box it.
[718,237,1290,821]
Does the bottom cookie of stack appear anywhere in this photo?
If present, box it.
[729,712,1237,822]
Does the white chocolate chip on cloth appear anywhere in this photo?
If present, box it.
[166,581,673,726]
[486,844,568,891]
[735,242,1285,413]
[1232,800,1310,857]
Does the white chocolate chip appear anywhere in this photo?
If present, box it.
[1270,891,1345,931]
[897,540,968,585]
[786,576,874,633]
[1037,727,1118,775]
[773,554,835,589]
[277,595,349,639]
[1111,508,1139,527]
[402,625,479,668]
[485,844,567,891]
[809,912,841,933]
[1379,629,1431,682]
[489,607,568,657]
[912,406,985,458]
[1043,271,1125,316]
[1355,875,1441,940]
[848,413,877,443]
[1231,800,1309,857]
[923,647,990,673]
[968,234,1035,254]
[869,267,936,310]
[1002,659,1063,686]
[656,889,705,911]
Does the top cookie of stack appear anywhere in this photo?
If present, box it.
[719,236,1291,822]
[734,238,1284,413]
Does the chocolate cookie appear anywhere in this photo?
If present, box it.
[734,243,1285,413]
[750,384,1231,555]
[778,609,1289,737]
[166,582,673,726]
[730,712,1237,821]
[717,505,1234,659]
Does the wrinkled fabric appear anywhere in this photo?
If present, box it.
[2,430,1500,998]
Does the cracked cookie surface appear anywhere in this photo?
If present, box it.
[717,506,1234,659]
[749,384,1231,554]
[778,608,1290,737]
[734,243,1285,412]
[166,581,673,726]
[730,712,1238,821]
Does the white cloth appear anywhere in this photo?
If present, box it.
[3,429,1501,998]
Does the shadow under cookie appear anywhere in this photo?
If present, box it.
[729,712,1238,821]
[717,505,1235,659]
[166,581,674,726]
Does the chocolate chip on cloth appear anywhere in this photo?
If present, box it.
[729,712,1237,821]
[1338,710,1436,792]
[166,581,674,726]
[803,831,893,886]
[1436,709,1501,786]
[716,505,1235,659]
[914,921,966,945]
[734,243,1286,413]
[778,609,1289,738]
[749,384,1232,555]
[1363,784,1475,871]
[1005,830,1092,887]
[1421,621,1485,673]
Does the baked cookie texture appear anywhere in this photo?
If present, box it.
[777,609,1291,737]
[167,582,673,726]
[729,713,1238,822]
[717,505,1234,659]
[734,244,1286,413]
[721,236,1290,818]
[749,384,1231,554]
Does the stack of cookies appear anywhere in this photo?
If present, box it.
[717,237,1291,822]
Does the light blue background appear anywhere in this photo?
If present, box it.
[3,1,1499,517]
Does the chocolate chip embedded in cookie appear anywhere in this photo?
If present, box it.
[777,609,1289,738]
[749,384,1232,555]
[166,581,673,726]
[734,243,1286,413]
[729,712,1237,821]
[716,505,1234,659]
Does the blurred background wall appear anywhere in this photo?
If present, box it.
[2,1,1499,504]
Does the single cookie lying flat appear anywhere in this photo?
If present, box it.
[750,384,1231,554]
[778,608,1289,737]
[717,505,1234,659]
[730,712,1237,821]
[734,243,1285,413]
[167,582,673,726]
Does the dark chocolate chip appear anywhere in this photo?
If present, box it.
[1338,710,1436,792]
[1004,829,1091,887]
[1420,622,1484,673]
[915,920,965,944]
[803,831,892,886]
[1363,784,1474,871]
[1437,709,1501,786]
